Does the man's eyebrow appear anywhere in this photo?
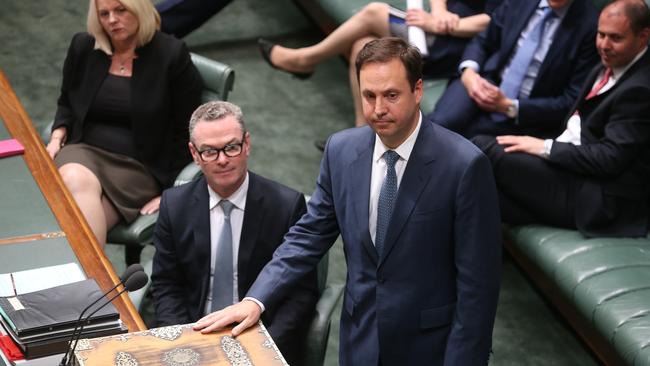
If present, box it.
[198,138,240,149]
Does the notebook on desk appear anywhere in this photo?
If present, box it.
[0,279,119,338]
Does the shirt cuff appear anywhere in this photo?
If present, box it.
[511,99,520,124]
[459,60,480,74]
[540,139,553,159]
[243,297,265,312]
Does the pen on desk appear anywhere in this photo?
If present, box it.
[9,273,17,296]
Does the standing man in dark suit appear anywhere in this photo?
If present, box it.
[150,101,318,364]
[430,0,600,138]
[194,38,502,365]
[473,0,650,238]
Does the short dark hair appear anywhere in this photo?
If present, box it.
[605,0,650,34]
[355,37,423,91]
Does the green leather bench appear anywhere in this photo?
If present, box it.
[506,226,650,365]
[292,0,650,365]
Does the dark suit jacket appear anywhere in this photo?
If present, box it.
[548,52,650,237]
[248,120,502,365]
[150,172,318,363]
[53,31,202,188]
[460,0,599,135]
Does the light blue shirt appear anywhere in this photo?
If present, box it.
[500,0,569,99]
[459,0,569,98]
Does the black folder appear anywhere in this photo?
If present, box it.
[0,279,119,338]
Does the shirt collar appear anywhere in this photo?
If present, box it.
[208,172,249,211]
[611,46,648,80]
[373,111,422,164]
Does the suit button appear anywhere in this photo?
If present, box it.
[378,277,385,284]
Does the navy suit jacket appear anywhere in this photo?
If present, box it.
[248,120,502,365]
[460,0,599,135]
[150,172,318,364]
[549,52,650,237]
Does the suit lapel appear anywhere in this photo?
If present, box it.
[238,173,263,296]
[379,121,436,267]
[350,131,378,264]
[191,178,213,307]
[536,5,577,79]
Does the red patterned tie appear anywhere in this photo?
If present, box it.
[585,68,612,100]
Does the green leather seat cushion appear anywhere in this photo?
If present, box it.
[508,224,650,365]
[611,315,650,365]
[593,288,650,343]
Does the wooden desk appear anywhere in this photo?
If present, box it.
[0,69,145,332]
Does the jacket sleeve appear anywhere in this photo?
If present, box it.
[517,20,599,130]
[150,191,193,326]
[549,84,650,177]
[459,0,508,68]
[247,138,341,310]
[444,153,502,365]
[53,33,85,133]
[263,192,320,363]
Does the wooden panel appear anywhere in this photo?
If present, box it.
[0,69,145,332]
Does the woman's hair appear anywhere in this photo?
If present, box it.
[87,0,161,55]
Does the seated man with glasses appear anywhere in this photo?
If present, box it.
[150,101,318,365]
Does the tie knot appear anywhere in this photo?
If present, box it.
[220,200,235,217]
[603,67,613,79]
[383,150,399,168]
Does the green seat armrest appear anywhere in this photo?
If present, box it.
[107,213,158,247]
[190,53,235,102]
[173,163,202,187]
[302,283,344,366]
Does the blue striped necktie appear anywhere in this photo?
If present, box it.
[493,7,554,122]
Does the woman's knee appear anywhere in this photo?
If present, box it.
[362,2,389,19]
[58,163,101,193]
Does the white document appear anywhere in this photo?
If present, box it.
[407,0,429,56]
[0,263,85,297]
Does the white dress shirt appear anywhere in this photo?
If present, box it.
[543,47,648,156]
[369,112,422,245]
[203,173,249,315]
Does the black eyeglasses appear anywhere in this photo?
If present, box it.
[192,134,245,162]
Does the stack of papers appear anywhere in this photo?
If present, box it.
[0,266,126,359]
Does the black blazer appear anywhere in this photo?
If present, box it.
[53,31,202,188]
[150,172,319,363]
[549,51,650,237]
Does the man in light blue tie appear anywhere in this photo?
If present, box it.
[150,101,318,365]
[193,38,502,366]
[430,0,600,138]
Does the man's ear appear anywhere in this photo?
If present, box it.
[414,78,424,104]
[244,132,251,157]
[188,141,200,164]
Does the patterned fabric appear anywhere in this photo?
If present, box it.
[375,150,400,258]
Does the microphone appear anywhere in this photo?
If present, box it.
[58,264,145,366]
[63,271,149,366]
